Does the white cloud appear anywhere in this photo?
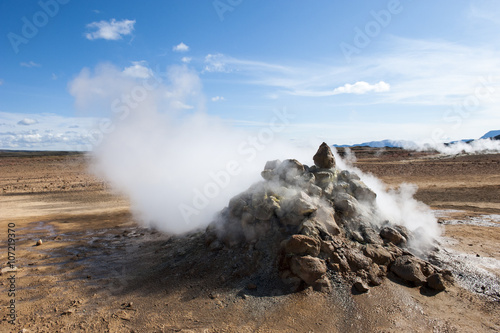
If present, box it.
[291,81,390,97]
[204,53,230,73]
[181,57,192,63]
[173,42,189,52]
[122,61,153,79]
[0,112,99,150]
[211,96,225,102]
[18,118,38,126]
[334,81,390,95]
[20,61,41,68]
[85,19,135,41]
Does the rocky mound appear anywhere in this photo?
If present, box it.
[205,143,453,294]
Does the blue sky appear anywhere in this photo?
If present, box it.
[1,0,500,150]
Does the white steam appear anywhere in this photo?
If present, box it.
[69,63,309,234]
[402,138,500,155]
[332,148,441,250]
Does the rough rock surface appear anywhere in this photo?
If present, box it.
[313,142,335,169]
[206,143,451,294]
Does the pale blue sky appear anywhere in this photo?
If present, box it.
[1,0,500,149]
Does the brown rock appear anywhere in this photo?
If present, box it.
[290,255,327,285]
[363,245,393,265]
[353,277,369,293]
[426,273,446,291]
[282,235,320,257]
[390,255,426,285]
[312,276,332,293]
[380,226,405,245]
[313,142,335,169]
[344,249,372,272]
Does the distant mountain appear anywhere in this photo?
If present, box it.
[332,130,500,149]
[333,139,417,149]
[480,130,500,139]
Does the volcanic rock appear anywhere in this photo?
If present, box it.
[426,273,446,291]
[353,277,370,293]
[390,255,427,285]
[363,245,393,265]
[282,235,320,257]
[313,142,335,169]
[208,142,450,296]
[289,255,327,285]
[380,226,406,245]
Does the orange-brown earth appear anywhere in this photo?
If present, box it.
[0,149,499,332]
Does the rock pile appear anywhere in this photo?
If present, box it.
[205,143,453,293]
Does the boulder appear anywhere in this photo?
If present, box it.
[350,179,377,203]
[264,159,281,171]
[380,226,406,245]
[290,255,327,285]
[312,206,340,236]
[344,249,372,272]
[390,255,426,285]
[292,191,317,216]
[363,245,393,265]
[333,192,360,217]
[276,159,305,181]
[312,276,332,293]
[313,142,335,169]
[426,273,446,291]
[282,235,320,256]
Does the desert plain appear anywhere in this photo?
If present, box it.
[0,148,499,332]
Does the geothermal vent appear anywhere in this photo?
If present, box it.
[204,143,453,294]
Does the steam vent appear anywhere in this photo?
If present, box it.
[205,143,453,294]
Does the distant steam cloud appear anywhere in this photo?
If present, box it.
[85,18,135,41]
[402,139,500,155]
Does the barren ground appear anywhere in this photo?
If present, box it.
[0,149,499,332]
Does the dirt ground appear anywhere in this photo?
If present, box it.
[0,149,499,332]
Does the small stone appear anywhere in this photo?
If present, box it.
[36,239,43,246]
[246,283,257,290]
[353,278,369,293]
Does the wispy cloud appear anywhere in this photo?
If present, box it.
[17,118,38,126]
[173,42,189,52]
[122,61,153,79]
[20,61,41,68]
[181,57,192,63]
[0,79,3,86]
[85,19,135,40]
